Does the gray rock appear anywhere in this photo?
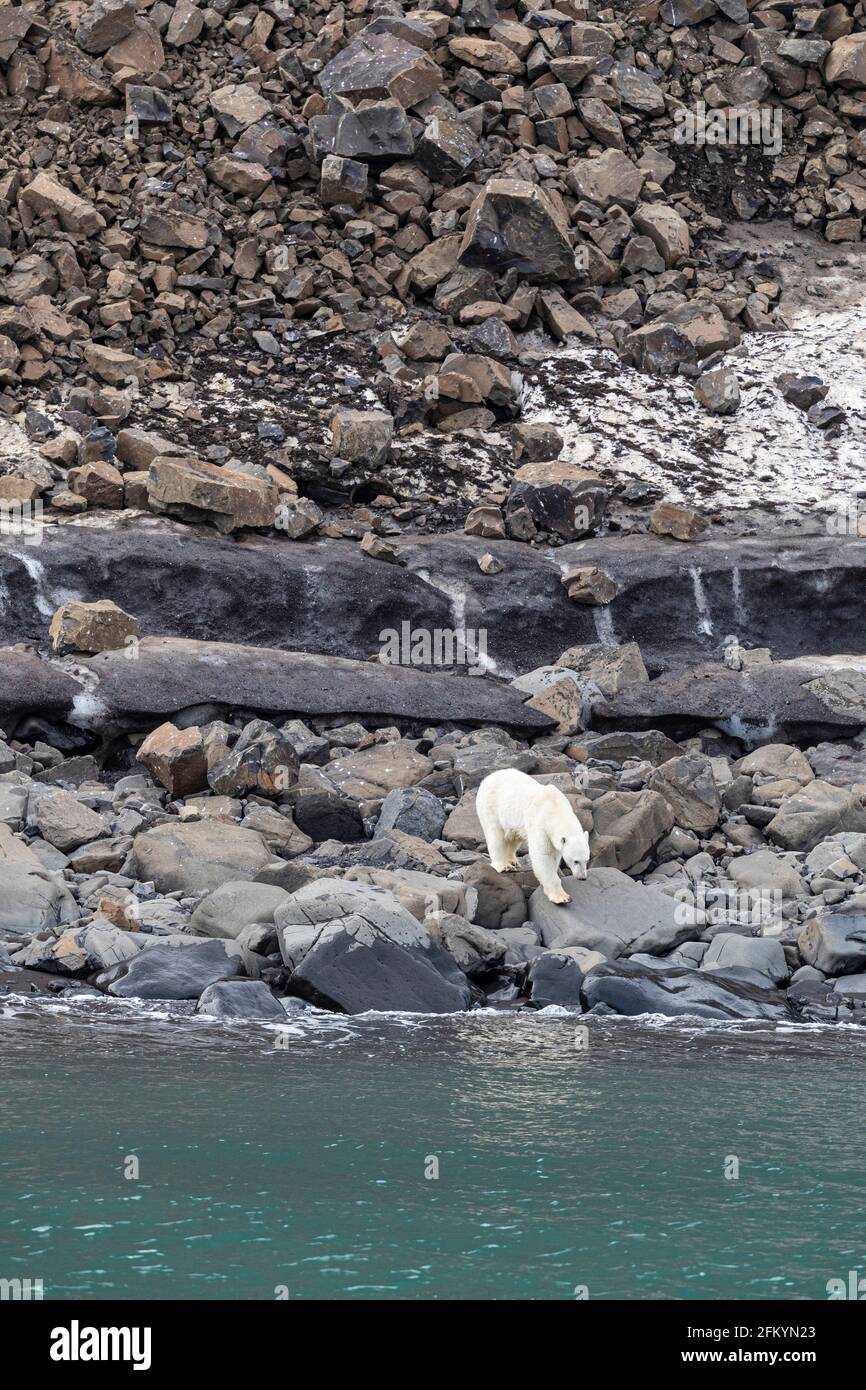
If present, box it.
[189,881,290,940]
[583,957,794,1021]
[701,932,789,984]
[374,787,446,841]
[195,980,287,1022]
[126,821,274,894]
[529,867,698,959]
[455,860,526,929]
[528,951,585,1009]
[798,911,866,977]
[426,910,505,975]
[276,878,471,1013]
[0,866,78,936]
[107,940,246,1000]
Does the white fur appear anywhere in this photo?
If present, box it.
[476,768,590,905]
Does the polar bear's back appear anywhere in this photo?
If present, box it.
[476,767,569,836]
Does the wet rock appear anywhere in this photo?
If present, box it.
[277,878,472,1014]
[528,950,588,1009]
[108,940,246,1001]
[583,958,793,1021]
[195,980,286,1022]
[702,934,789,984]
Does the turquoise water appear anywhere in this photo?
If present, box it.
[1,997,865,1300]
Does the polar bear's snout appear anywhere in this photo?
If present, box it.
[560,834,589,880]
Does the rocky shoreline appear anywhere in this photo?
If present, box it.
[3,591,866,1029]
[2,1,866,1031]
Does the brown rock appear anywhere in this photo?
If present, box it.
[460,179,575,281]
[147,457,279,532]
[21,173,106,237]
[68,462,126,509]
[561,566,619,605]
[649,502,708,542]
[49,599,140,655]
[137,721,209,798]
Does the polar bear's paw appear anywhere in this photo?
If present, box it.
[544,884,571,905]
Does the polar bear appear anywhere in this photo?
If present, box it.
[476,768,590,905]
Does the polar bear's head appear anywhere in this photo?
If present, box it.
[557,831,589,881]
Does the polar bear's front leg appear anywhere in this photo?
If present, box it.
[528,827,570,905]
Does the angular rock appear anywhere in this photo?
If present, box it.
[459,179,576,281]
[49,600,139,656]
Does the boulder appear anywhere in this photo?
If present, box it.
[206,720,299,798]
[126,821,273,894]
[136,721,208,798]
[798,911,866,977]
[767,782,866,852]
[189,881,290,941]
[701,933,789,984]
[528,951,585,1009]
[459,179,575,281]
[582,957,793,1021]
[374,787,446,841]
[0,865,78,936]
[318,32,442,107]
[195,980,286,1022]
[529,866,696,958]
[590,790,674,872]
[108,940,246,1000]
[276,878,472,1013]
[147,457,278,533]
[49,600,140,656]
[647,753,721,833]
[35,790,111,853]
[508,462,607,541]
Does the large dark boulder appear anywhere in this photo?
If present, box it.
[583,957,795,1021]
[276,878,472,1014]
[107,941,245,1000]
